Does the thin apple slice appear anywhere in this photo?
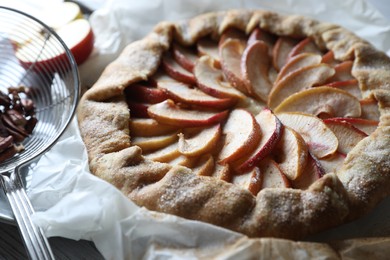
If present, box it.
[147,99,228,127]
[326,61,354,82]
[323,119,367,155]
[291,152,324,190]
[197,38,220,67]
[237,108,283,172]
[129,118,178,137]
[191,154,215,176]
[288,38,322,59]
[272,37,300,71]
[132,132,178,152]
[211,164,231,182]
[125,84,168,104]
[219,39,248,94]
[274,86,361,118]
[326,79,362,100]
[273,126,309,181]
[319,152,345,174]
[241,40,272,101]
[144,142,180,163]
[268,64,335,109]
[321,50,338,66]
[178,124,221,156]
[329,117,378,135]
[276,112,338,158]
[259,158,291,189]
[360,98,380,121]
[128,101,150,118]
[162,52,196,84]
[167,154,196,168]
[275,53,322,84]
[218,109,261,164]
[172,43,198,72]
[157,81,236,110]
[194,56,245,100]
[231,167,262,195]
[247,28,276,56]
[219,28,247,46]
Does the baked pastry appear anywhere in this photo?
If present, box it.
[77,9,390,239]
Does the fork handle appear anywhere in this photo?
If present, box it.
[0,172,55,260]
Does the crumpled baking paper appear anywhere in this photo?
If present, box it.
[24,0,390,259]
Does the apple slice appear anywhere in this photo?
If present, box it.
[291,152,324,190]
[318,152,345,174]
[129,118,178,137]
[247,28,276,56]
[360,98,380,121]
[276,112,338,158]
[273,126,309,181]
[272,37,300,71]
[237,108,283,172]
[219,28,247,46]
[16,19,94,69]
[219,39,248,94]
[161,52,196,84]
[232,167,262,195]
[211,164,231,182]
[268,64,335,109]
[178,124,221,156]
[259,158,291,189]
[197,38,221,67]
[326,61,354,82]
[321,50,338,66]
[191,154,215,176]
[218,109,261,164]
[143,142,180,163]
[157,81,236,110]
[172,43,198,72]
[329,117,378,135]
[194,56,245,100]
[326,79,362,99]
[128,101,150,118]
[241,40,272,101]
[147,99,228,127]
[275,53,322,84]
[125,84,168,104]
[274,86,361,118]
[287,38,322,59]
[323,118,367,155]
[132,132,178,152]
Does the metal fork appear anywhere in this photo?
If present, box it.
[0,169,55,260]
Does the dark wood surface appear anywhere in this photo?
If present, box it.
[0,221,104,260]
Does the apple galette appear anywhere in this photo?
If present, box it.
[77,10,390,239]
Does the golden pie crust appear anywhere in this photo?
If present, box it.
[77,10,390,239]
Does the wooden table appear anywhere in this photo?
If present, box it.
[0,221,104,259]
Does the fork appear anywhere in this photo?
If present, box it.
[0,169,55,260]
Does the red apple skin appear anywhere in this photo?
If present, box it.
[172,44,198,72]
[158,83,237,110]
[70,25,94,65]
[125,84,168,104]
[237,108,284,172]
[127,101,150,118]
[162,54,196,85]
[147,100,229,128]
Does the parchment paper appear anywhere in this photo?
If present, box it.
[27,0,390,259]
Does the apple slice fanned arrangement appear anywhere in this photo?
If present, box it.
[125,27,379,194]
[78,10,390,240]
